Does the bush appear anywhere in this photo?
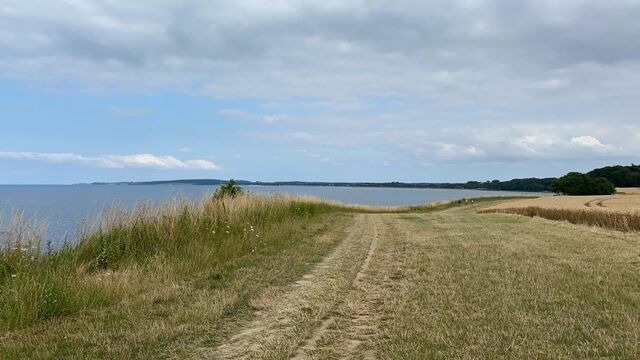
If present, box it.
[552,172,616,195]
[213,179,244,199]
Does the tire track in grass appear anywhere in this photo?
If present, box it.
[208,214,376,359]
[292,215,380,359]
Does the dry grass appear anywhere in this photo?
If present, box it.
[0,195,557,358]
[205,200,640,359]
[0,194,360,358]
[372,204,640,359]
[479,194,640,232]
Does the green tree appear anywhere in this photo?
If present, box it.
[213,179,244,199]
[552,172,615,195]
[587,164,640,187]
[589,177,616,195]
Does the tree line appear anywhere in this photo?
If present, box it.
[551,164,640,195]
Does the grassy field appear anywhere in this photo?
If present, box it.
[373,204,640,359]
[2,195,640,358]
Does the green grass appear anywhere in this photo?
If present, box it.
[0,194,356,358]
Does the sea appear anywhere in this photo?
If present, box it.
[0,184,543,247]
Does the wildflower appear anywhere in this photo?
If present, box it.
[11,274,17,278]
[225,230,230,234]
[212,230,216,234]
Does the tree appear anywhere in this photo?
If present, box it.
[587,164,640,187]
[589,177,616,195]
[552,172,615,195]
[213,179,244,199]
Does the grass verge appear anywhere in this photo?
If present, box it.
[0,194,353,358]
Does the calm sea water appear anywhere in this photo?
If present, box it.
[0,184,541,247]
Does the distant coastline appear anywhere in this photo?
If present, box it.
[86,164,640,193]
[88,178,556,193]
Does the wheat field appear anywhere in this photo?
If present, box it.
[617,187,640,195]
[479,191,640,232]
[482,193,640,212]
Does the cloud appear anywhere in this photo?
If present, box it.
[1,1,639,104]
[261,120,638,164]
[1,1,640,170]
[0,151,219,170]
[178,147,192,152]
[261,114,290,124]
[570,135,617,152]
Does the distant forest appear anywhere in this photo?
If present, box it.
[586,164,640,187]
[93,177,557,192]
[92,164,640,193]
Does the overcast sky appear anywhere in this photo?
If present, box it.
[1,0,639,184]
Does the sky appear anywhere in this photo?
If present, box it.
[1,0,639,184]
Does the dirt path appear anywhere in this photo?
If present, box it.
[291,215,381,360]
[208,214,388,359]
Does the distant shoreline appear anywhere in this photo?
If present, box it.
[85,178,555,193]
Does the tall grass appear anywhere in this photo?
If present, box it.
[0,194,341,331]
[479,206,640,232]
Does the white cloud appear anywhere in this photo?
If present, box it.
[570,135,617,152]
[2,1,640,171]
[570,135,603,147]
[261,114,290,124]
[1,0,639,106]
[178,147,192,152]
[0,151,219,170]
[262,121,639,164]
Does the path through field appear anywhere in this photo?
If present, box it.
[207,204,640,359]
[210,213,384,359]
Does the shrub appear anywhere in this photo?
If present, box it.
[213,179,244,199]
